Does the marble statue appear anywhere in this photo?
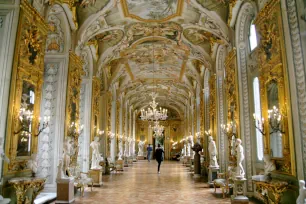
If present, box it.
[230,135,236,156]
[63,137,74,174]
[0,146,10,203]
[208,136,219,167]
[138,140,145,156]
[235,139,245,178]
[56,159,69,180]
[297,180,306,204]
[118,143,123,160]
[263,154,276,175]
[90,136,103,169]
[27,153,38,176]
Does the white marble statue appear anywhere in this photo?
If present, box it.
[184,143,187,156]
[235,138,245,178]
[208,136,219,167]
[56,159,69,180]
[297,180,306,204]
[138,140,145,156]
[27,153,38,175]
[187,143,191,157]
[264,154,276,175]
[0,146,10,203]
[90,137,103,169]
[230,135,236,156]
[63,137,74,173]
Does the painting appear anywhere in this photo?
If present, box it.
[121,0,183,22]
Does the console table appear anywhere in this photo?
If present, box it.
[252,178,288,204]
[9,177,46,204]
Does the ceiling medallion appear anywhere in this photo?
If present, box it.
[120,0,184,23]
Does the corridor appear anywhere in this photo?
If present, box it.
[72,161,234,204]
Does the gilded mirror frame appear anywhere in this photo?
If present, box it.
[209,74,217,140]
[224,48,240,165]
[64,52,84,166]
[91,76,101,142]
[254,0,295,175]
[4,0,48,174]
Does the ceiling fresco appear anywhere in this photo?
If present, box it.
[121,0,183,22]
[75,0,231,118]
[121,40,187,80]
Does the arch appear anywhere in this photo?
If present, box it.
[235,1,257,191]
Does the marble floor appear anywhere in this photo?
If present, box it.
[63,161,258,204]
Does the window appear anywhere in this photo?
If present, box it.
[249,23,258,51]
[253,77,263,160]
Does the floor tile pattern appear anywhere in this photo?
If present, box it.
[58,161,257,204]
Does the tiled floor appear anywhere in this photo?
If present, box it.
[67,161,257,204]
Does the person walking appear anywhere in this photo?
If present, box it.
[147,144,153,162]
[155,144,164,174]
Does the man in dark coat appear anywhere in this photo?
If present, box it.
[155,144,164,174]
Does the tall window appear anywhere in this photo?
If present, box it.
[253,77,263,160]
[249,22,258,51]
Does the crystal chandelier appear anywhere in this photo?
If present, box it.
[140,92,168,121]
[151,121,164,138]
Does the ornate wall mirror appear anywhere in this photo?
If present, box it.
[266,79,283,158]
[16,81,36,157]
[255,0,295,174]
[4,0,48,174]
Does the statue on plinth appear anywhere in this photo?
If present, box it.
[90,136,103,169]
[138,140,145,156]
[235,138,245,178]
[208,136,219,167]
[57,159,69,180]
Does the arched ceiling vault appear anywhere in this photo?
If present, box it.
[76,0,230,115]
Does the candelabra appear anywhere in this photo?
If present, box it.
[253,106,284,135]
[97,129,104,137]
[108,131,115,140]
[68,122,83,138]
[204,130,212,136]
[15,108,50,137]
[221,121,236,137]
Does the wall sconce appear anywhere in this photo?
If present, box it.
[68,122,83,138]
[221,122,236,136]
[204,130,212,136]
[15,108,50,137]
[108,131,115,140]
[253,106,284,135]
[97,129,104,137]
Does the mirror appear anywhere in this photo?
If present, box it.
[17,81,35,157]
[267,79,283,158]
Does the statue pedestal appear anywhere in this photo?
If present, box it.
[185,156,191,167]
[137,156,144,160]
[89,169,103,187]
[116,159,124,171]
[208,166,219,187]
[124,156,129,167]
[193,153,201,177]
[56,178,74,203]
[128,157,133,166]
[231,177,248,204]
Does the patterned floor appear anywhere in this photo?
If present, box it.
[60,161,257,204]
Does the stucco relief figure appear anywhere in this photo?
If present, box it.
[138,140,145,156]
[235,139,245,178]
[90,137,103,169]
[208,136,219,167]
[264,154,276,175]
[297,180,306,204]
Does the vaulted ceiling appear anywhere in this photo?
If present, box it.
[76,0,230,119]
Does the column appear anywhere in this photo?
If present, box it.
[110,85,117,161]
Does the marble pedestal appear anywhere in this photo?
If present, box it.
[124,156,129,167]
[116,159,124,171]
[137,156,145,160]
[208,166,220,186]
[56,179,74,203]
[89,169,103,186]
[128,157,133,166]
[231,177,248,204]
[185,156,191,167]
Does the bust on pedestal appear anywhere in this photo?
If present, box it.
[208,136,219,186]
[191,142,202,178]
[89,137,103,186]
